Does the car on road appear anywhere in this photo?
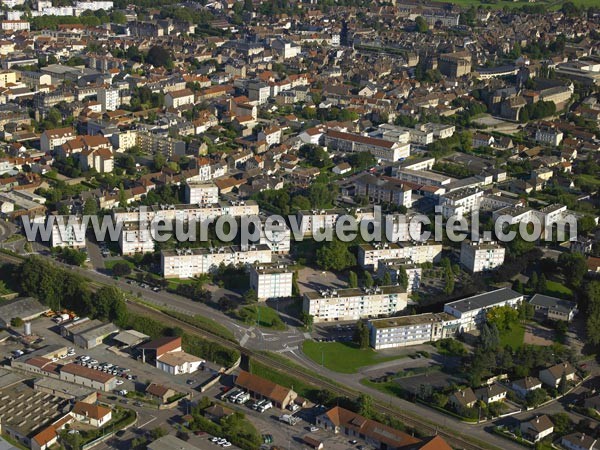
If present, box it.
[221,442,231,447]
[310,427,319,432]
[210,437,220,443]
[116,380,124,385]
[350,440,358,444]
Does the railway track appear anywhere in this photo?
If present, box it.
[1,251,496,450]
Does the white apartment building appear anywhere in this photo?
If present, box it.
[50,216,86,249]
[248,81,270,105]
[161,245,272,278]
[535,125,563,147]
[368,312,460,349]
[110,130,137,151]
[376,259,421,293]
[392,168,454,187]
[303,286,408,323]
[249,263,294,300]
[112,201,260,224]
[358,242,442,269]
[460,240,506,273]
[118,222,156,255]
[165,89,195,109]
[325,130,411,162]
[443,288,524,333]
[296,208,375,236]
[0,20,30,31]
[439,188,483,218]
[259,218,291,254]
[184,182,219,205]
[98,87,119,112]
[74,1,113,10]
[40,127,76,153]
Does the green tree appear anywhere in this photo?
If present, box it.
[83,198,98,215]
[357,393,373,417]
[308,183,336,209]
[146,46,173,69]
[243,288,258,304]
[364,271,374,288]
[397,267,409,290]
[10,317,24,327]
[526,389,547,408]
[415,16,428,33]
[381,271,392,286]
[112,262,132,277]
[354,321,370,349]
[348,271,358,288]
[558,253,587,288]
[316,239,356,271]
[300,312,313,330]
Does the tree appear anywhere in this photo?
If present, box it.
[479,323,500,351]
[112,262,132,277]
[308,183,336,209]
[381,271,392,286]
[153,153,166,171]
[110,10,126,24]
[10,317,24,327]
[300,312,313,330]
[243,289,258,304]
[529,271,539,290]
[316,239,356,271]
[397,267,409,290]
[348,271,358,288]
[357,393,373,417]
[537,273,547,293]
[150,427,167,440]
[415,16,428,33]
[558,253,587,288]
[558,372,568,395]
[526,388,547,408]
[83,198,98,215]
[364,271,374,288]
[146,46,173,69]
[354,321,370,349]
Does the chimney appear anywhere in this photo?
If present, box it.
[535,416,539,424]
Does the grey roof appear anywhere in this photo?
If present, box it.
[445,288,522,313]
[113,329,149,347]
[529,294,577,314]
[77,323,119,341]
[147,435,202,450]
[0,297,50,323]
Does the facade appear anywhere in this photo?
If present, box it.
[70,402,112,428]
[50,215,86,249]
[235,370,297,409]
[561,433,597,450]
[539,362,576,388]
[59,364,116,391]
[136,133,186,157]
[358,242,442,269]
[439,188,483,218]
[325,130,410,162]
[459,241,506,273]
[474,384,507,404]
[376,259,421,293]
[161,245,272,278]
[118,222,155,255]
[98,87,119,112]
[184,182,219,205]
[438,52,472,78]
[512,377,542,398]
[303,286,408,323]
[443,288,524,332]
[249,263,294,300]
[520,415,554,442]
[40,127,76,152]
[368,312,459,349]
[165,89,195,108]
[535,125,564,146]
[156,351,205,375]
[73,323,119,349]
[529,294,578,321]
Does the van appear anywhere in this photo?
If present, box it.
[258,401,272,413]
[236,392,250,404]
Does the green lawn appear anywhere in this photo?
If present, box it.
[302,340,406,374]
[544,280,573,299]
[235,305,286,330]
[104,259,135,270]
[500,323,525,350]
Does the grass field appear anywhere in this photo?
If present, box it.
[302,340,406,374]
[235,305,286,330]
[500,323,525,350]
[104,259,135,271]
[544,280,573,299]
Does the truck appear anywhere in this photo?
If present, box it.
[279,414,300,425]
[53,313,70,324]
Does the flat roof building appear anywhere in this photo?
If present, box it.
[368,313,460,349]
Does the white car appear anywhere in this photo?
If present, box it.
[210,437,220,443]
[116,380,124,385]
[80,356,90,361]
[89,359,98,365]
[221,443,231,447]
[310,427,319,432]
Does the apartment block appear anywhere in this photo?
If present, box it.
[439,188,484,218]
[161,245,272,278]
[368,312,459,349]
[376,259,421,293]
[443,288,524,333]
[136,133,186,157]
[460,240,506,273]
[50,216,86,249]
[324,130,410,162]
[184,182,219,205]
[303,286,408,323]
[358,242,442,269]
[118,222,156,255]
[249,263,294,300]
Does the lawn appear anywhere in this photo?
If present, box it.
[544,280,573,299]
[302,340,406,374]
[235,305,286,330]
[104,259,135,270]
[500,323,525,350]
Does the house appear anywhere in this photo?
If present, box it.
[138,336,182,364]
[474,384,507,404]
[146,383,176,404]
[561,432,597,450]
[519,415,554,442]
[409,436,453,450]
[303,435,324,450]
[203,404,234,423]
[70,402,112,427]
[316,406,421,450]
[165,89,195,109]
[539,362,576,389]
[529,294,578,322]
[235,370,297,409]
[40,127,76,152]
[258,125,282,146]
[449,387,477,410]
[512,377,543,398]
[332,162,351,175]
[156,351,204,375]
[472,133,495,148]
[583,394,600,414]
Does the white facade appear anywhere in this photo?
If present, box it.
[119,223,156,255]
[184,183,219,205]
[358,242,442,269]
[249,264,294,300]
[303,286,408,323]
[260,219,291,253]
[376,260,421,293]
[161,245,272,278]
[156,352,204,375]
[535,127,563,146]
[98,87,119,112]
[368,312,459,349]
[439,188,483,218]
[443,288,524,332]
[460,241,506,273]
[50,216,86,249]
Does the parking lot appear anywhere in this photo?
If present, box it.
[16,316,218,395]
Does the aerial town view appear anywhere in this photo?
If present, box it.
[0,0,599,449]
